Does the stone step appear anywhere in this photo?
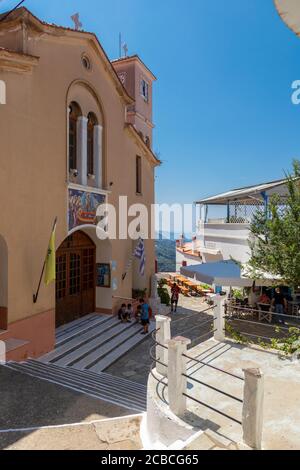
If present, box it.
[52,320,135,368]
[23,360,147,404]
[4,338,29,353]
[89,322,155,373]
[5,360,146,412]
[56,315,111,346]
[72,323,143,371]
[55,313,98,336]
[39,317,120,364]
[27,359,147,393]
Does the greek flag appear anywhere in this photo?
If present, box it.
[134,238,145,276]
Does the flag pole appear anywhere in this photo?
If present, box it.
[33,217,58,304]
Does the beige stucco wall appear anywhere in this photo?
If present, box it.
[0,10,157,327]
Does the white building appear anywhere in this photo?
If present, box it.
[176,178,289,271]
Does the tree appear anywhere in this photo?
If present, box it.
[248,160,300,290]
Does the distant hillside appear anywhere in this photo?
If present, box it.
[155,239,176,273]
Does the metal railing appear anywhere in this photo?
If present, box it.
[224,302,300,345]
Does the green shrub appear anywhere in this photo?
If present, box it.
[158,287,170,306]
[158,278,168,288]
[132,288,147,300]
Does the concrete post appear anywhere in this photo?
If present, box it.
[214,295,226,342]
[167,336,191,416]
[242,368,264,450]
[156,316,171,377]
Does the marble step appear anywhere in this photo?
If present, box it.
[5,360,146,412]
[56,315,111,346]
[53,320,135,368]
[72,323,143,371]
[89,322,155,373]
[39,317,120,364]
[27,359,147,393]
[56,313,98,336]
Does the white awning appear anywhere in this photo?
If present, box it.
[180,260,280,287]
[195,178,288,205]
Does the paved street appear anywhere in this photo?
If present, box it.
[106,295,215,384]
[0,366,136,450]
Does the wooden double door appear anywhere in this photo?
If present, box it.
[56,231,96,328]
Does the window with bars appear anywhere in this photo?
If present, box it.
[69,253,81,296]
[56,254,67,300]
[82,248,95,291]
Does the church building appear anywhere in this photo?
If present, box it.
[0,7,159,360]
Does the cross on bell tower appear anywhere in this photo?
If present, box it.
[71,13,83,31]
[122,43,128,58]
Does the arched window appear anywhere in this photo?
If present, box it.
[87,112,98,176]
[69,102,82,171]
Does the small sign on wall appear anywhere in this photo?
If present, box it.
[112,278,118,291]
[96,263,111,288]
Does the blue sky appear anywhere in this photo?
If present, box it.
[2,0,300,207]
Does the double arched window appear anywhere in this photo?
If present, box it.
[87,112,98,177]
[68,101,103,188]
[69,102,82,171]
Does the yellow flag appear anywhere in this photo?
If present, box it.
[44,226,56,286]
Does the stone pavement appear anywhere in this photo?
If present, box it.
[0,414,143,451]
[0,366,137,450]
[183,338,300,450]
[106,295,215,385]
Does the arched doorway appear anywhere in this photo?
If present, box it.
[56,231,96,327]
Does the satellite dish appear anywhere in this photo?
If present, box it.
[274,0,300,35]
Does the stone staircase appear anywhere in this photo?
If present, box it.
[3,313,154,412]
[38,313,154,373]
[4,359,147,412]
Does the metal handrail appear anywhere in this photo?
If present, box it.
[182,393,242,425]
[225,316,291,332]
[182,374,243,403]
[151,328,168,350]
[171,305,215,326]
[179,318,217,338]
[234,331,278,342]
[182,353,244,381]
[226,303,300,321]
[150,362,168,388]
[150,344,168,368]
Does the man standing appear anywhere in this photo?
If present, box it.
[171,283,180,313]
[272,287,288,324]
[140,298,150,335]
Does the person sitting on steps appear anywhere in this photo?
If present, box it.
[118,304,128,323]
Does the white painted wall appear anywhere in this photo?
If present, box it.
[203,223,251,264]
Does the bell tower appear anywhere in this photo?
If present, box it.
[112,55,156,148]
